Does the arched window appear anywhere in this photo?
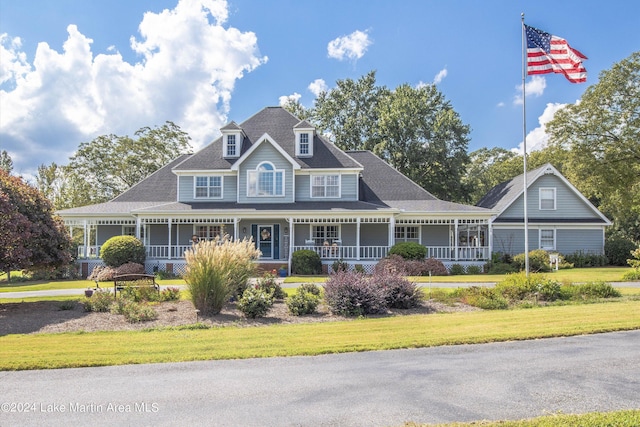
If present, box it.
[247,162,284,197]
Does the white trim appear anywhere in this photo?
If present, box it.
[538,187,556,210]
[309,173,341,199]
[539,228,556,250]
[231,133,301,171]
[193,175,224,199]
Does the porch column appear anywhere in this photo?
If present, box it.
[454,219,459,261]
[356,218,361,261]
[233,217,239,240]
[83,220,88,258]
[136,217,142,239]
[488,220,493,259]
[388,216,395,248]
[288,217,294,267]
[167,218,172,260]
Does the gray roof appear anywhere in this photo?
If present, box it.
[475,164,545,211]
[173,107,362,171]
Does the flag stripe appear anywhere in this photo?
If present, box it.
[525,25,587,83]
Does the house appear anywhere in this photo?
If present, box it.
[477,163,611,256]
[58,107,495,276]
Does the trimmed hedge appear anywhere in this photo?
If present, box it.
[100,235,146,267]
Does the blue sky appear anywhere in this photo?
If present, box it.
[1,0,638,178]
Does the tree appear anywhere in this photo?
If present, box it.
[313,71,384,152]
[0,150,13,174]
[67,121,192,203]
[0,170,72,281]
[311,72,472,201]
[377,84,471,202]
[36,163,97,210]
[546,51,640,241]
[281,99,313,121]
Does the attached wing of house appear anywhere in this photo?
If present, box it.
[58,106,495,276]
[477,163,611,256]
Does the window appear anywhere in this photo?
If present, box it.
[195,176,222,198]
[299,133,309,155]
[122,225,146,244]
[395,226,419,242]
[195,225,222,240]
[311,175,340,198]
[247,162,284,197]
[226,135,236,157]
[312,225,339,246]
[540,229,555,250]
[539,188,556,210]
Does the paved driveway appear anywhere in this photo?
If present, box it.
[1,330,639,426]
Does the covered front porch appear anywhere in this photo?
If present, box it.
[66,214,492,276]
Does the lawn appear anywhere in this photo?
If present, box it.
[2,299,639,370]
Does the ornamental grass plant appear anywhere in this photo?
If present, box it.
[183,235,260,315]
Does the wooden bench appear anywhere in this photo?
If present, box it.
[113,274,159,297]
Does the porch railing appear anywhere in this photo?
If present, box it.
[76,245,490,261]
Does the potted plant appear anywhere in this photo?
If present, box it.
[84,287,94,297]
[279,265,288,277]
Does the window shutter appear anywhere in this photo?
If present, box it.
[273,224,280,259]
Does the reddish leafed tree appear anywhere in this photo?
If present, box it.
[0,170,72,282]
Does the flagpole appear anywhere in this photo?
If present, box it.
[521,13,530,276]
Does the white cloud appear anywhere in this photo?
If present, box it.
[308,79,328,97]
[0,0,267,175]
[513,102,567,154]
[327,30,371,61]
[278,93,301,106]
[513,75,546,105]
[433,68,448,84]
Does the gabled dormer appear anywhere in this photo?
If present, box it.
[294,120,315,158]
[221,121,245,159]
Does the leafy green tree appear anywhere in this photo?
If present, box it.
[377,84,471,202]
[0,170,72,281]
[281,99,313,121]
[312,70,384,152]
[36,163,97,210]
[546,51,640,241]
[0,150,12,174]
[67,121,192,203]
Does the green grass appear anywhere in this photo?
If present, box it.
[1,299,639,370]
[285,267,635,284]
[405,409,640,426]
[0,277,186,293]
[0,296,83,304]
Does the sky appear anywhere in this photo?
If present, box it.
[1,0,638,179]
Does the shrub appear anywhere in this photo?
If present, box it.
[605,236,637,266]
[184,235,260,315]
[574,281,622,299]
[623,270,640,281]
[536,279,563,301]
[494,272,544,301]
[82,290,113,312]
[485,262,516,275]
[256,273,287,300]
[453,286,508,310]
[115,262,146,276]
[121,285,161,303]
[354,264,365,274]
[370,270,423,309]
[331,259,349,273]
[287,284,322,316]
[449,264,465,275]
[513,249,551,272]
[100,235,146,268]
[323,270,388,316]
[58,300,76,311]
[160,287,181,301]
[111,299,157,322]
[388,242,427,260]
[375,255,448,276]
[237,286,274,318]
[564,251,607,268]
[625,247,640,277]
[292,250,322,275]
[466,265,482,275]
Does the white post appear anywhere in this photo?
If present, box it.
[521,13,530,276]
[454,219,459,261]
[167,218,172,260]
[356,217,361,261]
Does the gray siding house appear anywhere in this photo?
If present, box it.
[477,163,611,256]
[58,107,495,276]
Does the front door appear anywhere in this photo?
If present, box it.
[258,225,273,259]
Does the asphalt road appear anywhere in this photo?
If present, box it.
[1,330,639,426]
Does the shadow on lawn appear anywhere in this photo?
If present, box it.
[0,300,91,336]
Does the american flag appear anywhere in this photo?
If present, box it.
[525,25,587,83]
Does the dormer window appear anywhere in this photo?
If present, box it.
[226,135,237,157]
[299,133,309,155]
[221,121,243,159]
[294,121,314,157]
